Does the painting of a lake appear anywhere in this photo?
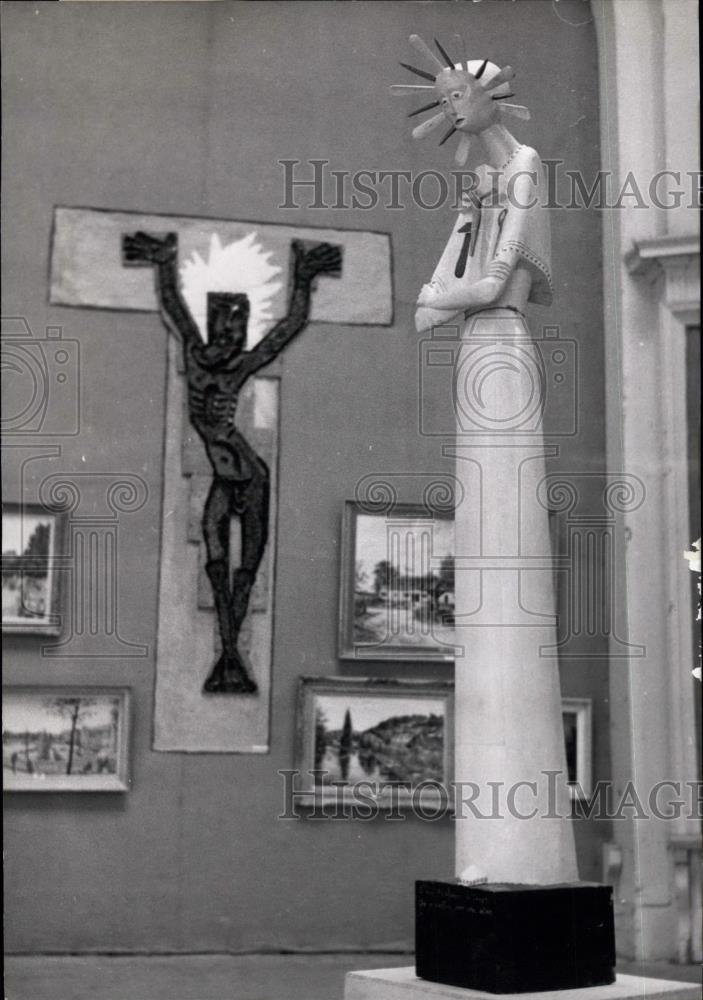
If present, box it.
[296,678,453,805]
[314,692,446,786]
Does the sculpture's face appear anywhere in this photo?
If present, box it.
[435,68,499,135]
[206,292,249,353]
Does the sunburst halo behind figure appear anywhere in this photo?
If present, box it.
[180,231,283,347]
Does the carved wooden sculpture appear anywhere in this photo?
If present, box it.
[392,35,575,886]
[386,37,615,996]
[391,36,549,332]
[123,232,342,693]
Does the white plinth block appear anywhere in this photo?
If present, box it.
[344,967,701,1000]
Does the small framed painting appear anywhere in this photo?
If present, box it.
[338,500,457,661]
[2,504,63,634]
[295,676,453,806]
[2,687,131,792]
[562,697,593,799]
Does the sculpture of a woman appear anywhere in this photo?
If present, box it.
[394,36,578,885]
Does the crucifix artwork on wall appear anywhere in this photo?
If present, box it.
[122,231,342,695]
[50,207,392,751]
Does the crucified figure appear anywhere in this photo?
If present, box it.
[123,231,342,693]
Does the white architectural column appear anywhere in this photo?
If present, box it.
[594,0,701,963]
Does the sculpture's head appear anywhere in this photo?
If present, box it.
[434,66,500,136]
[391,35,530,165]
[206,292,249,353]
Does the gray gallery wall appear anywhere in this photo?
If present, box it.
[2,0,608,953]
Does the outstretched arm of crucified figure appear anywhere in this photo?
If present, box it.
[243,240,343,377]
[122,231,202,348]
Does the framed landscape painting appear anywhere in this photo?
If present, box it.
[2,687,131,792]
[295,676,453,806]
[2,504,62,634]
[339,501,457,661]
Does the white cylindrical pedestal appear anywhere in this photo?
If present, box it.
[451,310,578,884]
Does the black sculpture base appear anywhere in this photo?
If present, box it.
[415,879,616,994]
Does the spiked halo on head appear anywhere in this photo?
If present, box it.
[390,34,531,166]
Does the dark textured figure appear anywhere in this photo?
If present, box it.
[123,231,342,693]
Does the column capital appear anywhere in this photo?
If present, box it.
[625,235,700,316]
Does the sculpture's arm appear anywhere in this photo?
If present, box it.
[416,168,540,312]
[417,259,515,312]
[122,231,202,348]
[243,240,342,376]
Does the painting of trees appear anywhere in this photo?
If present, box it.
[314,707,328,769]
[48,696,97,774]
[3,689,129,790]
[373,560,398,595]
[24,521,50,559]
[437,555,454,594]
[344,506,456,657]
[2,512,55,625]
[338,708,353,782]
[302,682,451,796]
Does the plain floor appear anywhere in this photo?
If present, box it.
[3,954,701,1000]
